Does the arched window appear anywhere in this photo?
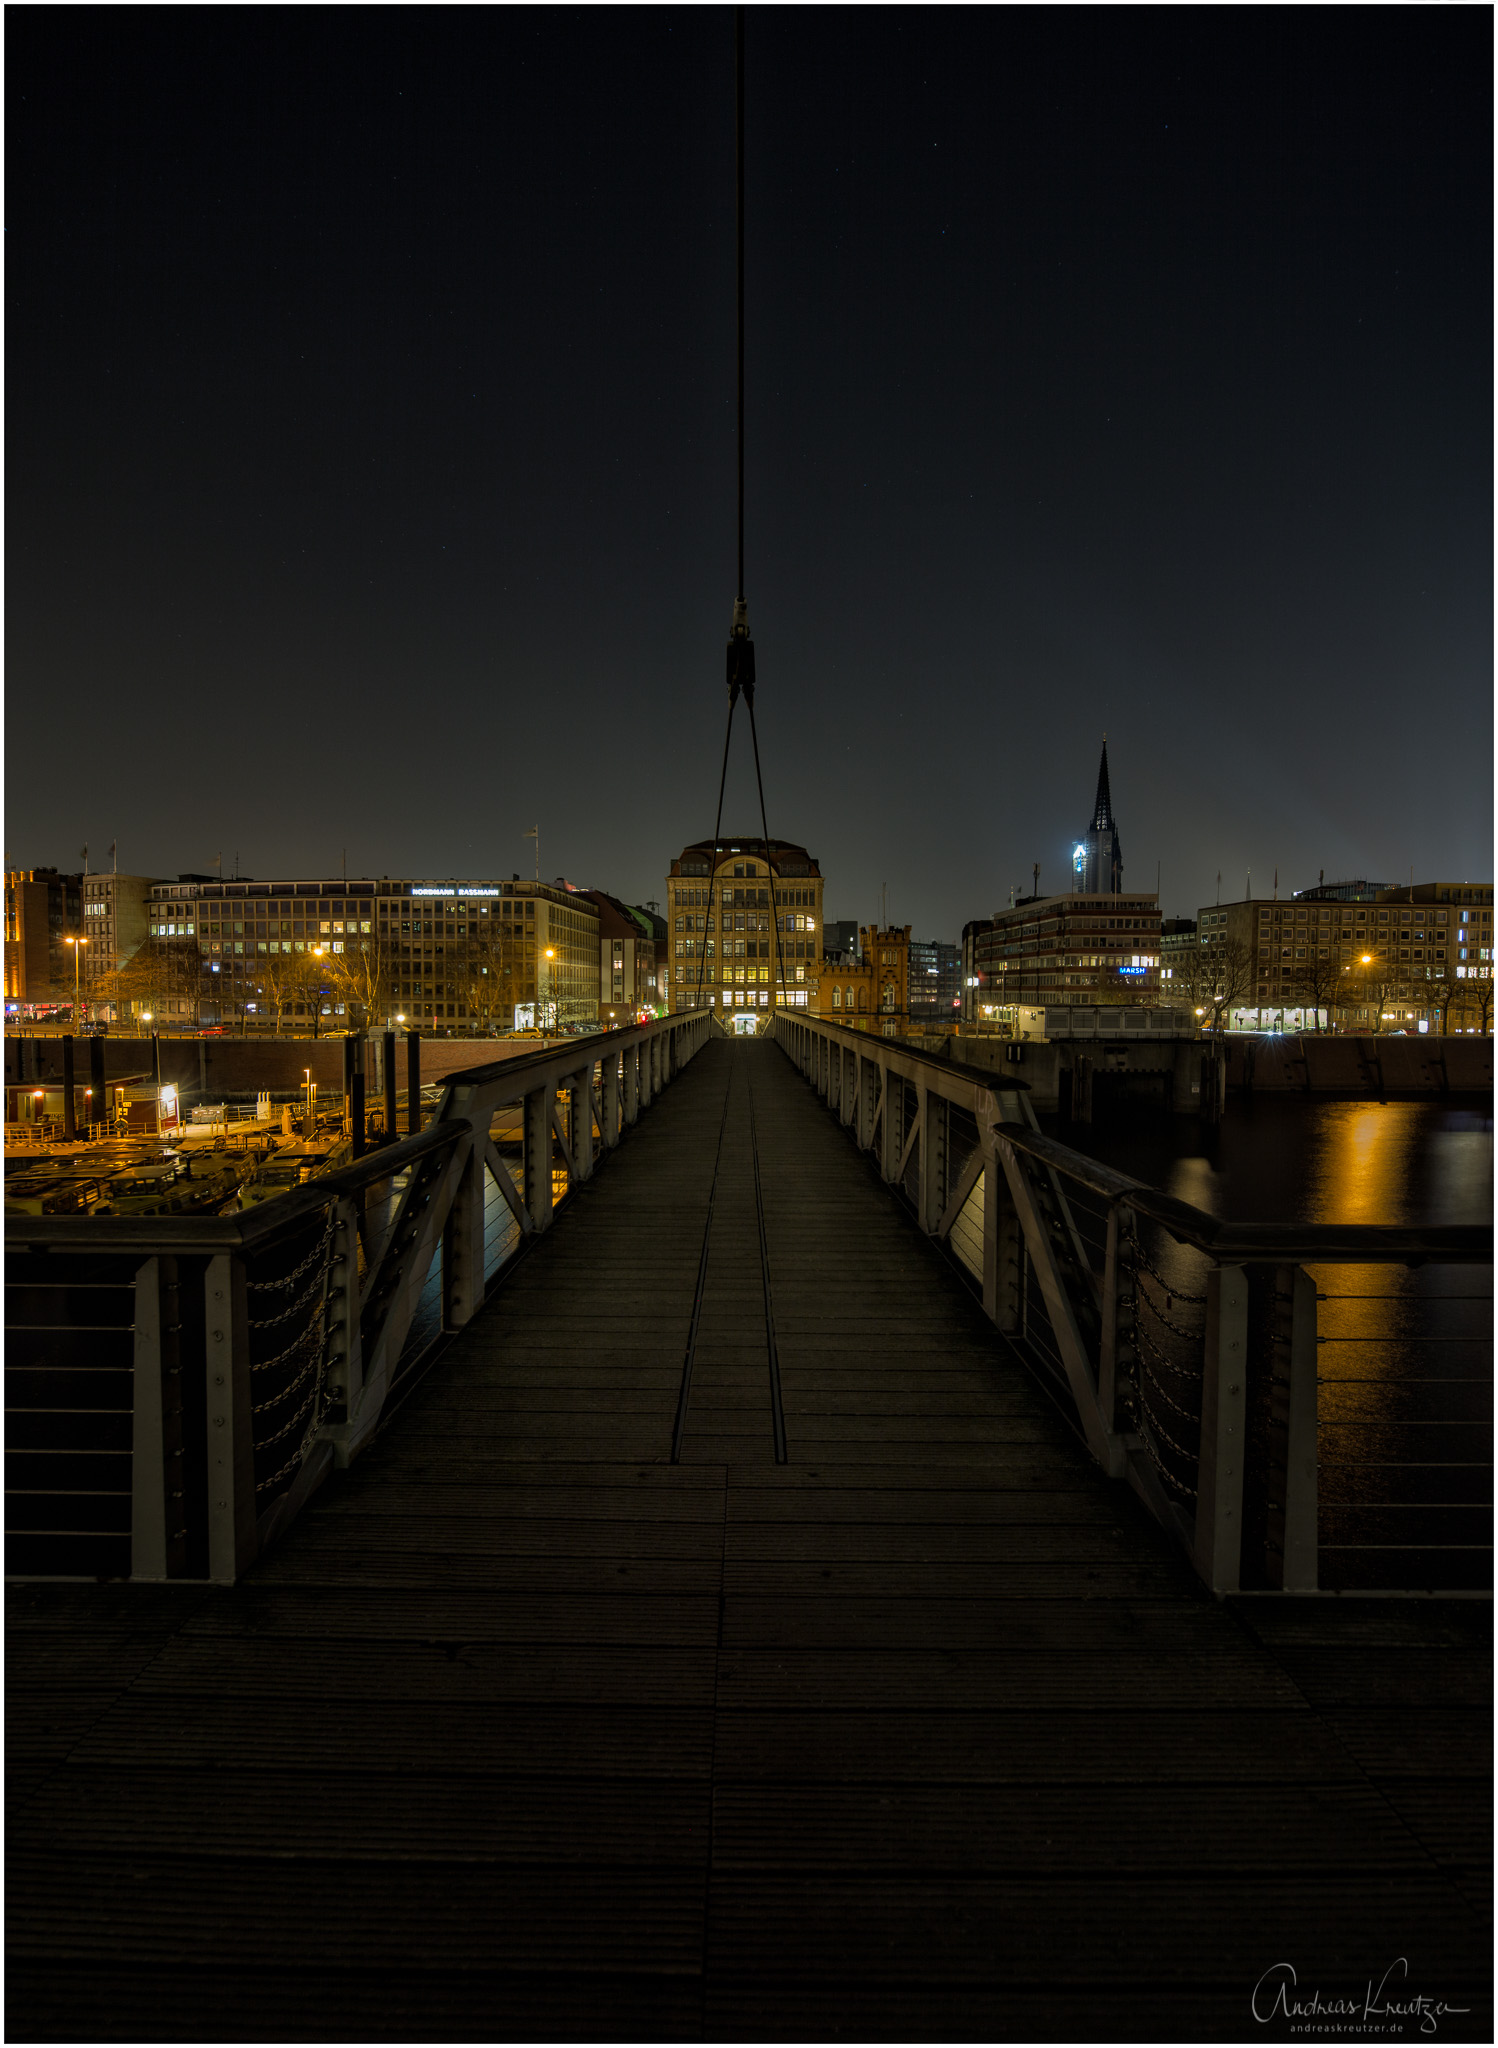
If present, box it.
[832,985,842,1009]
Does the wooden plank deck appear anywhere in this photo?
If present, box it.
[7,1035,1491,2041]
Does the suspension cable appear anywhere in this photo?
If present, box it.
[736,4,746,606]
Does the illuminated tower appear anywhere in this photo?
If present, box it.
[1072,737,1123,896]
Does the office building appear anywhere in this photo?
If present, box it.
[1192,882,1492,1030]
[4,868,82,1018]
[579,890,662,1025]
[665,837,822,1016]
[79,873,157,1016]
[144,874,600,1032]
[1158,918,1199,1002]
[972,891,1162,1015]
[908,938,962,1024]
[822,918,859,960]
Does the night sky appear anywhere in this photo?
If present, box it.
[8,7,1492,934]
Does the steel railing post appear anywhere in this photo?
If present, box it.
[523,1082,556,1230]
[1268,1263,1320,1592]
[880,1055,901,1183]
[325,1196,366,1411]
[570,1068,594,1181]
[441,1141,485,1329]
[1098,1204,1134,1438]
[919,1082,945,1233]
[204,1251,255,1585]
[603,1050,621,1149]
[130,1256,169,1581]
[1195,1264,1249,1594]
[624,1044,640,1125]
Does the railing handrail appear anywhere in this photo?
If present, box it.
[993,1121,1494,1265]
[769,1011,1030,1096]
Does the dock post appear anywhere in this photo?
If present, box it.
[62,1035,76,1141]
[383,1031,397,1143]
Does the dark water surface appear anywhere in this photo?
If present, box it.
[1051,1097,1493,1590]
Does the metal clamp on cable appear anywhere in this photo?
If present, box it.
[726,601,755,704]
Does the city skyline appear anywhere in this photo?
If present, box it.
[8,9,1490,933]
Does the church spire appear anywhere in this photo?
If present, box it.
[1091,734,1113,832]
[1073,733,1123,897]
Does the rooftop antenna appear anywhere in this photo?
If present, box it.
[1246,867,1251,901]
[110,841,117,875]
[525,825,539,882]
[1032,862,1039,899]
[81,842,89,877]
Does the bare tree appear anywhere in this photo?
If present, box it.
[324,933,394,1031]
[460,940,513,1035]
[1452,966,1495,1037]
[252,947,323,1034]
[1288,947,1341,1031]
[1356,962,1403,1032]
[1175,934,1255,1032]
[95,938,203,1029]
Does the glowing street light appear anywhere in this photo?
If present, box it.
[64,934,88,1027]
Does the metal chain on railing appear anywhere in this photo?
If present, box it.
[1130,1244,1207,1306]
[251,1347,321,1416]
[1135,1405,1199,1497]
[247,1204,336,1495]
[246,1213,335,1295]
[247,1262,330,1333]
[1135,1316,1205,1383]
[1137,1345,1202,1424]
[1135,1284,1206,1346]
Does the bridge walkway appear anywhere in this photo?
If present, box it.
[7,1036,1490,2040]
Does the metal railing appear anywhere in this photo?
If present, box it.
[772,1011,1493,1596]
[6,1010,712,1582]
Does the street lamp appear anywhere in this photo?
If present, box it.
[543,947,555,1032]
[64,935,88,1028]
[311,948,326,1039]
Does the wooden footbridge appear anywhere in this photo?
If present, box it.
[7,1021,1491,2041]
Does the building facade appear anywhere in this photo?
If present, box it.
[1158,918,1199,1004]
[579,890,662,1025]
[973,892,1162,1013]
[140,874,601,1033]
[907,938,962,1025]
[1191,881,1492,1031]
[665,838,822,1016]
[79,873,157,1016]
[4,868,83,1018]
[813,926,911,1034]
